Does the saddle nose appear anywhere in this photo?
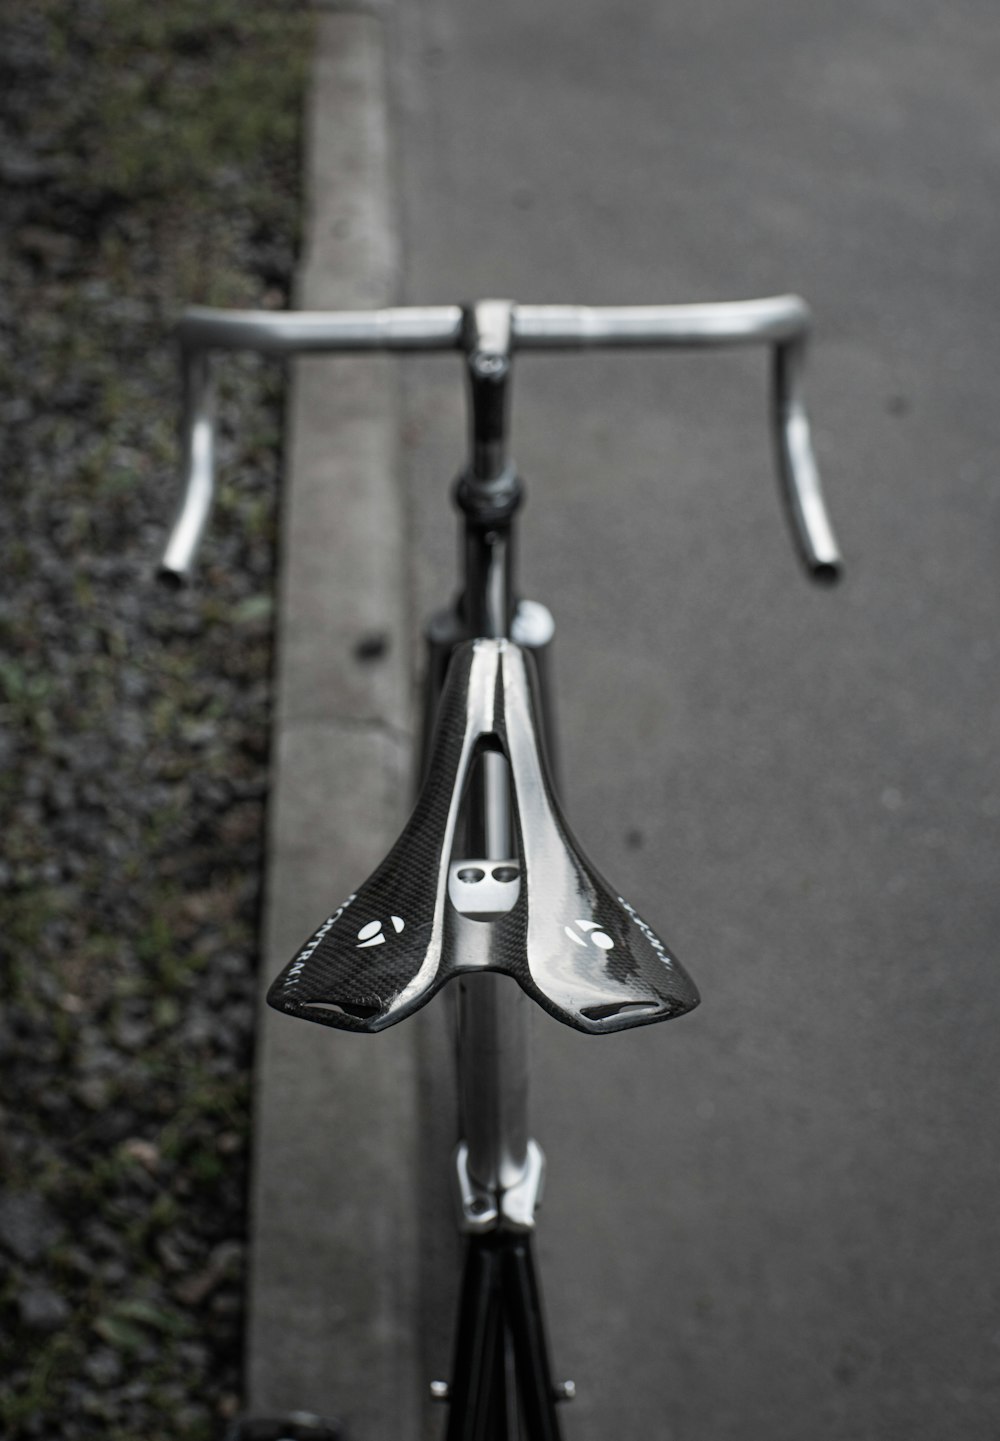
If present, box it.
[267,639,699,1035]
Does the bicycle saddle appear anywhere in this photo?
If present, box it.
[267,639,699,1036]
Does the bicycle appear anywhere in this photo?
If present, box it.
[162,294,841,1440]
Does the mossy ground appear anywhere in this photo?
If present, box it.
[0,2,313,1436]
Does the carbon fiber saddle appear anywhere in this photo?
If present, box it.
[267,639,699,1035]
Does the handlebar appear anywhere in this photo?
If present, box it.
[161,296,841,583]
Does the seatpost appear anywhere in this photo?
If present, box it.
[454,302,536,1220]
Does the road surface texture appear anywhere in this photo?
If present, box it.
[386,2,1000,1438]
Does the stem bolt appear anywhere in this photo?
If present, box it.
[430,1381,450,1403]
[554,1381,576,1402]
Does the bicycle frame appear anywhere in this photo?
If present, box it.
[425,303,563,1439]
[162,293,840,1441]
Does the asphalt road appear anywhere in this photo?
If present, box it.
[389,3,1000,1438]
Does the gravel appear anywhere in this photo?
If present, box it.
[0,3,312,1437]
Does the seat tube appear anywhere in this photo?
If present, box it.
[455,301,533,1202]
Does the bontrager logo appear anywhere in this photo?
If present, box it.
[564,919,614,951]
[284,894,357,989]
[356,916,405,948]
[617,897,674,970]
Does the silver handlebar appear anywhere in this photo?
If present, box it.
[161,296,841,582]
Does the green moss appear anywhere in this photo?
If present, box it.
[0,0,307,1431]
[41,0,311,220]
[0,1333,81,1431]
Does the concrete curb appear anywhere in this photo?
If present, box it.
[246,12,420,1436]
